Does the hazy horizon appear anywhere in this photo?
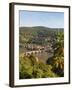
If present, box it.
[19,25,64,29]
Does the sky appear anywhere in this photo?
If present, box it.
[19,10,64,28]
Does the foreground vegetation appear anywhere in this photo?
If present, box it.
[19,54,58,79]
[19,26,64,79]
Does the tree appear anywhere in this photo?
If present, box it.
[52,32,64,76]
[47,32,64,77]
[19,54,57,79]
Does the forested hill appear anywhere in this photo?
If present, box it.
[19,26,64,32]
[19,26,64,47]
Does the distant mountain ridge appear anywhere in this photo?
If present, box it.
[19,26,64,32]
[20,26,64,29]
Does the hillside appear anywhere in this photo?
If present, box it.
[19,26,63,53]
[19,26,64,79]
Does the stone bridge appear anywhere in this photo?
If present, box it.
[24,50,45,56]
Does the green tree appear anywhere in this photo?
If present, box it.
[19,54,57,79]
[52,32,64,77]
